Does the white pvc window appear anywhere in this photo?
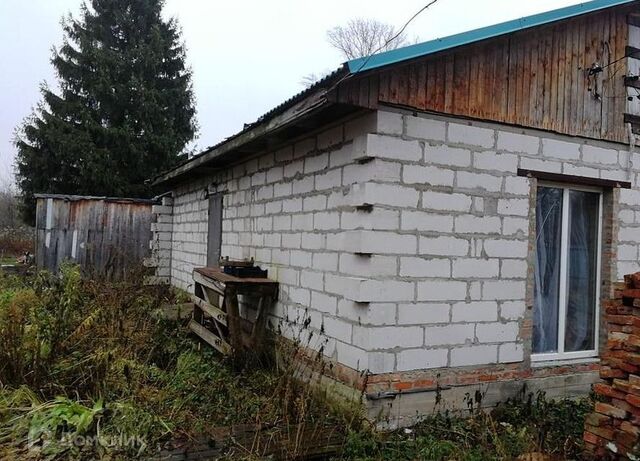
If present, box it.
[532,183,602,361]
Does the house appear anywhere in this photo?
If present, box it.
[150,0,640,427]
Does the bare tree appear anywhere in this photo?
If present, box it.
[327,18,413,60]
[0,178,19,228]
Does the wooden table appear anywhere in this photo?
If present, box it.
[189,267,279,355]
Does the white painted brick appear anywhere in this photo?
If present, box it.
[499,343,524,363]
[497,131,540,154]
[425,324,474,346]
[452,301,498,322]
[582,145,619,165]
[497,198,529,216]
[400,257,450,277]
[359,133,422,161]
[542,138,581,160]
[448,123,495,148]
[476,322,519,343]
[401,211,454,232]
[454,215,501,234]
[405,115,447,141]
[403,165,454,186]
[368,352,396,374]
[450,345,497,366]
[313,252,338,271]
[396,348,448,371]
[424,145,471,167]
[422,191,472,212]
[417,280,467,301]
[452,258,499,278]
[482,280,526,300]
[501,301,526,320]
[339,254,397,277]
[418,236,469,256]
[456,171,502,192]
[398,303,450,325]
[474,151,519,172]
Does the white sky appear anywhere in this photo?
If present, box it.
[0,0,585,186]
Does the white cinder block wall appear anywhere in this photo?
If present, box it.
[165,108,640,376]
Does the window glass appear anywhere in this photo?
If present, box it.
[533,186,563,354]
[565,190,599,352]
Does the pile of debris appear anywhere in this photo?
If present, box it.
[583,273,640,459]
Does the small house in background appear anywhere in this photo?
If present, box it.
[150,0,640,427]
[35,194,157,279]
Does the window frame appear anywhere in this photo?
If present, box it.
[531,181,603,362]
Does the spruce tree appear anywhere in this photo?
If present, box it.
[15,0,197,223]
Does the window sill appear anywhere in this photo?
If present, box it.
[531,357,600,368]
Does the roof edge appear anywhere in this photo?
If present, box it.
[347,0,636,73]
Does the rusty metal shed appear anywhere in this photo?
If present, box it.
[35,194,156,278]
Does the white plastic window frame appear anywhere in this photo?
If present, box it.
[531,182,603,362]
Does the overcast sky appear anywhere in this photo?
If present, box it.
[0,0,585,186]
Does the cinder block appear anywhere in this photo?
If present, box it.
[473,151,519,172]
[454,215,501,234]
[424,145,471,167]
[403,165,454,186]
[482,280,526,301]
[354,325,424,350]
[399,256,450,277]
[342,208,399,231]
[452,258,499,278]
[304,153,329,174]
[313,211,340,230]
[500,301,526,320]
[368,352,396,374]
[336,341,368,371]
[401,211,454,232]
[541,138,580,160]
[448,123,495,148]
[497,198,529,216]
[312,252,338,271]
[310,291,338,314]
[398,303,450,325]
[405,115,446,141]
[316,168,342,190]
[452,301,498,322]
[334,230,417,255]
[396,348,448,372]
[418,235,469,256]
[353,134,422,162]
[504,176,530,196]
[417,280,467,301]
[456,171,502,192]
[498,343,524,363]
[497,131,540,154]
[339,254,397,277]
[322,316,352,343]
[500,259,527,279]
[476,322,519,343]
[450,344,498,366]
[376,111,404,135]
[343,159,401,184]
[348,182,420,208]
[422,191,472,212]
[425,324,474,346]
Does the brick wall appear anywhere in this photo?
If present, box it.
[161,107,640,387]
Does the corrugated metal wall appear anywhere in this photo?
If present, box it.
[35,194,155,279]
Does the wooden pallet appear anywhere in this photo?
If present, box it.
[190,267,278,355]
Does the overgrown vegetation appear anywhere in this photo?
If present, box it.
[340,391,592,460]
[0,265,593,460]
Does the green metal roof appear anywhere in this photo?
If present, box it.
[347,0,636,73]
